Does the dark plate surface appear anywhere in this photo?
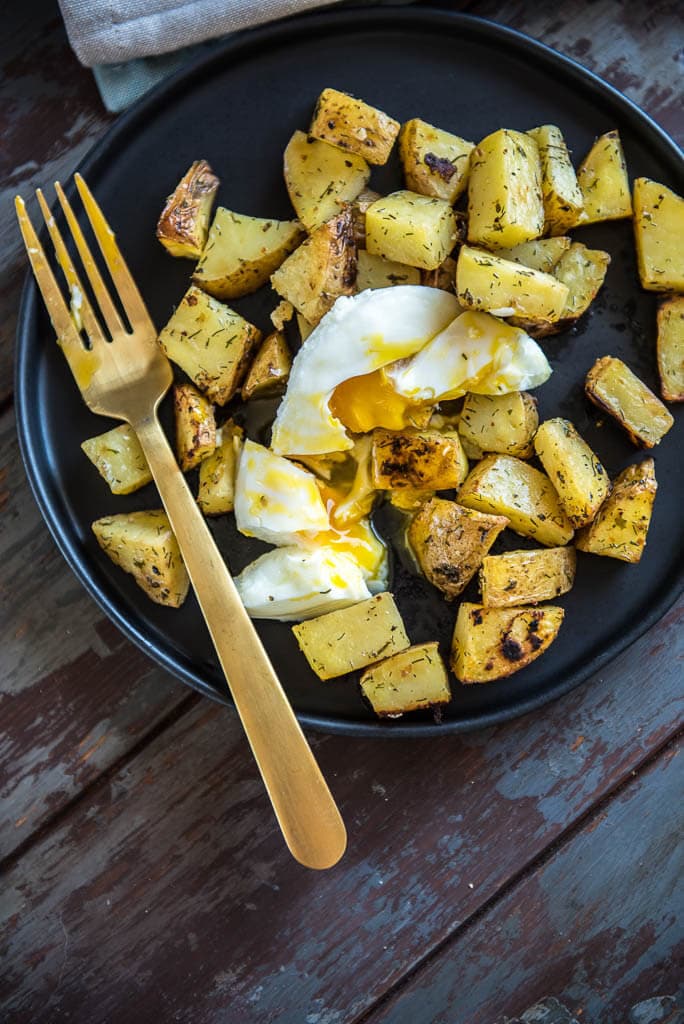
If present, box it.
[16,8,684,736]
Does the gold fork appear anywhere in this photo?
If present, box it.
[15,175,346,870]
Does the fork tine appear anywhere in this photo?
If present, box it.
[54,181,126,339]
[75,173,156,335]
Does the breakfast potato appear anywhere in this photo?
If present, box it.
[365,190,458,270]
[574,130,632,224]
[399,118,474,202]
[458,454,574,546]
[456,245,569,325]
[349,187,382,247]
[575,459,657,563]
[297,312,315,343]
[197,422,243,516]
[451,602,564,683]
[458,391,538,458]
[192,207,304,300]
[514,242,610,337]
[270,299,294,331]
[158,285,261,405]
[371,428,468,491]
[585,356,674,447]
[467,129,545,249]
[527,125,584,234]
[284,129,370,233]
[479,546,576,607]
[81,423,152,495]
[156,159,219,259]
[92,510,190,608]
[360,642,451,718]
[533,417,611,527]
[291,591,410,680]
[408,498,508,599]
[309,87,400,165]
[355,250,420,290]
[633,177,684,292]
[174,383,216,472]
[388,487,434,512]
[657,295,684,401]
[421,255,459,293]
[494,237,571,273]
[241,331,291,400]
[270,206,357,324]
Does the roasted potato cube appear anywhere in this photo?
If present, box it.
[158,286,261,405]
[633,177,684,292]
[575,459,657,563]
[456,245,569,324]
[92,510,189,608]
[451,602,564,683]
[292,592,410,680]
[421,256,459,293]
[408,497,508,599]
[480,546,576,607]
[527,125,584,234]
[495,237,571,273]
[585,356,674,448]
[241,331,291,400]
[574,130,632,224]
[360,642,451,718]
[551,242,610,328]
[309,87,400,166]
[355,250,421,290]
[467,129,544,249]
[399,118,474,203]
[657,295,684,402]
[270,207,356,324]
[297,312,314,343]
[533,417,611,527]
[156,160,219,259]
[365,190,458,271]
[389,488,434,512]
[371,428,468,491]
[270,299,294,331]
[174,383,216,472]
[81,423,152,495]
[458,391,538,458]
[284,129,370,233]
[197,422,243,516]
[458,454,574,546]
[192,207,304,300]
[350,187,382,247]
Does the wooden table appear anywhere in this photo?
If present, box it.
[1,2,682,1021]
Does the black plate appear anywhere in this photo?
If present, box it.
[16,8,684,736]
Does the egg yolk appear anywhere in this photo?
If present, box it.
[329,368,427,433]
[308,483,387,580]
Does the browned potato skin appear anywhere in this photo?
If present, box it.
[371,428,468,491]
[575,459,657,563]
[350,188,382,247]
[156,160,219,259]
[309,87,400,165]
[408,498,508,599]
[451,603,564,683]
[241,331,292,400]
[585,356,674,448]
[174,383,216,472]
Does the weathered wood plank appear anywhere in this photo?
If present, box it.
[364,740,683,1024]
[1,598,681,1023]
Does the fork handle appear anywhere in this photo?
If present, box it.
[132,412,347,869]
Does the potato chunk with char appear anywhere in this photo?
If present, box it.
[533,418,610,528]
[458,391,538,458]
[81,423,152,495]
[456,245,569,325]
[399,118,474,203]
[633,178,684,292]
[360,643,451,718]
[156,160,219,259]
[174,383,216,472]
[451,603,564,683]
[309,88,400,166]
[371,429,468,491]
[92,510,189,608]
[657,296,684,402]
[284,130,370,232]
[480,547,576,607]
[241,331,291,400]
[365,191,458,271]
[467,129,544,249]
[196,422,243,516]
[575,459,657,563]
[574,130,632,224]
[585,356,674,448]
[527,125,583,235]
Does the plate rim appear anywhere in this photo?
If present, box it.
[15,5,684,737]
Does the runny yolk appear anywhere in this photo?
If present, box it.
[329,368,426,433]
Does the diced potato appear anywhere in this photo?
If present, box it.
[657,295,684,401]
[633,177,684,292]
[527,125,584,234]
[467,129,544,249]
[350,187,382,247]
[574,130,632,224]
[388,488,434,512]
[270,207,356,324]
[297,312,314,343]
[156,160,219,259]
[365,190,458,271]
[421,256,459,293]
[480,547,576,607]
[495,237,571,273]
[241,331,291,400]
[291,592,410,680]
[270,299,294,331]
[458,391,538,458]
[585,356,674,448]
[575,459,657,563]
[533,417,611,527]
[451,602,564,683]
[284,129,370,232]
[399,118,474,203]
[196,422,243,516]
[456,245,569,324]
[309,87,400,166]
[408,498,508,599]
[92,510,190,608]
[192,207,304,300]
[458,454,574,546]
[355,250,420,290]
[81,423,152,495]
[550,242,610,328]
[360,642,451,718]
[371,428,468,491]
[158,285,261,405]
[174,383,216,473]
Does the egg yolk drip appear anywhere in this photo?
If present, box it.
[304,483,387,585]
[329,367,428,433]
